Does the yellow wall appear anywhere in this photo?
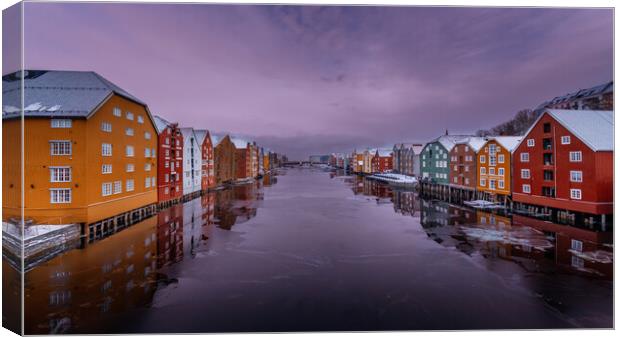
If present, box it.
[3,94,158,225]
[2,119,22,221]
[477,139,512,195]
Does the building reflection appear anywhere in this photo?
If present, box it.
[392,190,420,217]
[417,198,612,280]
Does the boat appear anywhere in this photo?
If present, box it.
[367,173,418,186]
[463,200,504,209]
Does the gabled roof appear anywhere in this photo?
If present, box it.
[548,109,613,151]
[230,137,250,149]
[180,127,196,142]
[490,136,522,152]
[426,135,472,152]
[376,148,393,157]
[193,129,208,146]
[153,115,171,134]
[538,81,614,108]
[455,136,486,153]
[2,70,147,119]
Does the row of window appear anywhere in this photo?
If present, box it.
[101,163,151,174]
[480,154,505,165]
[519,151,582,162]
[480,178,505,189]
[526,136,571,147]
[480,167,505,176]
[112,107,144,124]
[101,177,155,197]
[520,184,582,199]
[100,121,151,139]
[101,143,156,158]
[518,169,582,182]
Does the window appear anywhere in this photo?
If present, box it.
[498,168,505,176]
[453,165,457,171]
[489,168,495,175]
[50,167,71,182]
[137,115,144,124]
[520,153,529,162]
[489,180,496,190]
[453,177,458,183]
[165,161,170,168]
[570,171,583,182]
[145,177,151,188]
[498,154,504,163]
[126,112,134,120]
[165,174,169,183]
[464,166,469,172]
[113,107,122,117]
[527,139,535,147]
[145,163,151,171]
[144,148,150,157]
[101,122,112,132]
[498,180,505,189]
[480,178,486,187]
[151,148,156,158]
[569,151,582,162]
[480,167,486,175]
[561,136,571,145]
[126,179,135,192]
[543,122,551,133]
[51,119,72,128]
[480,155,486,163]
[126,163,135,172]
[489,155,496,166]
[50,141,72,155]
[151,177,156,186]
[465,178,469,185]
[570,189,582,200]
[164,187,169,195]
[489,144,497,156]
[125,127,134,136]
[102,164,112,174]
[102,143,112,156]
[50,189,71,203]
[521,169,530,179]
[113,181,122,194]
[571,239,583,252]
[144,132,151,140]
[102,182,113,196]
[522,184,531,193]
[126,145,134,157]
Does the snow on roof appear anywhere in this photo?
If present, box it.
[376,148,393,157]
[2,70,147,119]
[490,136,522,152]
[153,115,171,134]
[463,137,487,152]
[547,109,613,151]
[430,135,472,152]
[180,127,196,141]
[193,129,208,145]
[230,137,250,149]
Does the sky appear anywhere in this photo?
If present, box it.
[3,3,613,160]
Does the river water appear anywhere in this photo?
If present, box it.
[3,167,613,333]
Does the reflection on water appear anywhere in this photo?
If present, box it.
[11,177,270,334]
[5,169,613,333]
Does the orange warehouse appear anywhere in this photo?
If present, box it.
[476,136,522,196]
[2,70,158,225]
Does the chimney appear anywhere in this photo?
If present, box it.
[445,129,449,136]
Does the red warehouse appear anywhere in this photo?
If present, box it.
[512,109,613,218]
[372,149,393,173]
[154,116,184,204]
[194,129,216,190]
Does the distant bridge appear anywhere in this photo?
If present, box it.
[282,161,327,167]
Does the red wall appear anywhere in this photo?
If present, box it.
[513,113,613,214]
[157,125,184,202]
[201,133,215,190]
[448,143,477,189]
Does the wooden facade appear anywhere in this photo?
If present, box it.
[476,137,521,196]
[214,135,236,185]
[448,138,484,191]
[155,117,184,203]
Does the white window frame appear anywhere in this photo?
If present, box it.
[50,188,72,203]
[570,188,582,200]
[569,151,582,162]
[498,154,504,164]
[521,169,530,179]
[571,239,583,252]
[125,127,134,136]
[137,115,144,124]
[520,152,529,162]
[480,155,486,163]
[561,136,571,145]
[144,132,151,140]
[126,179,135,192]
[570,171,583,182]
[480,167,486,175]
[102,182,113,196]
[101,143,112,156]
[480,178,486,187]
[102,164,112,174]
[498,168,505,176]
[51,119,72,128]
[113,181,122,194]
[113,107,122,117]
[522,184,531,193]
[527,139,535,147]
[50,141,72,156]
[126,145,135,157]
[50,166,71,182]
[101,121,112,132]
[144,148,150,158]
[145,163,151,171]
[126,163,135,172]
[498,180,505,189]
[126,112,134,120]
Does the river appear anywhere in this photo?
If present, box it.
[3,167,613,333]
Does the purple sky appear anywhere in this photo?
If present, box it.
[5,3,613,160]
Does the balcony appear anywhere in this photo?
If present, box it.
[542,138,553,151]
[543,153,554,166]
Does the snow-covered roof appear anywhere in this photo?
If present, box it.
[180,127,195,142]
[2,70,147,119]
[547,109,613,151]
[193,129,208,145]
[459,136,487,152]
[376,148,393,157]
[429,135,472,152]
[538,81,614,108]
[153,115,171,134]
[490,136,522,152]
[230,137,250,149]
